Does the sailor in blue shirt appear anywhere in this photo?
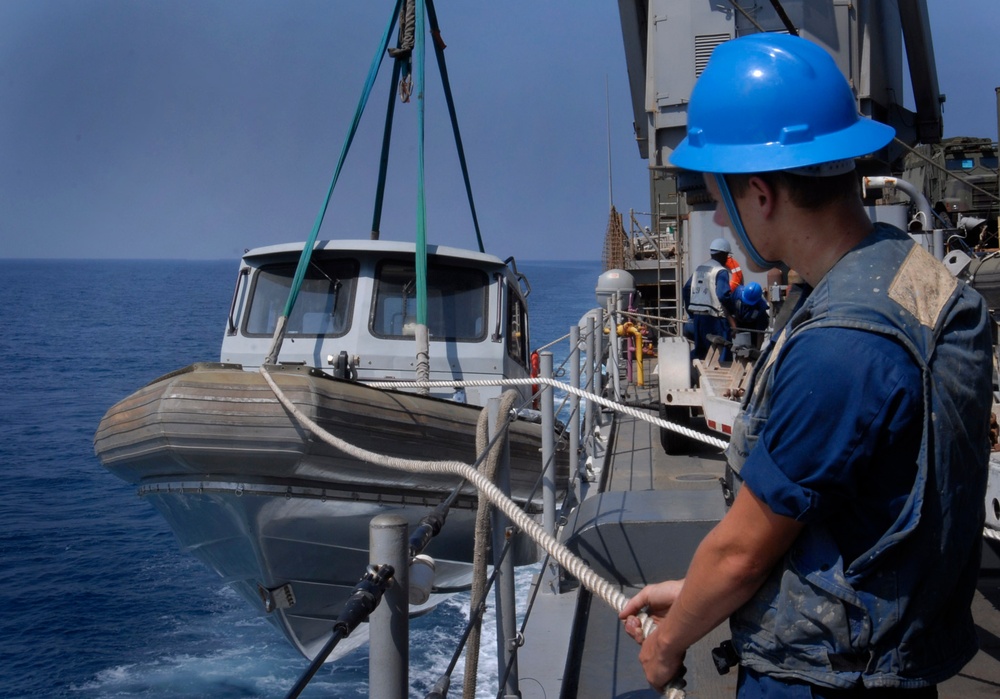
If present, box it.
[739,328,922,567]
[620,33,992,698]
[732,281,770,349]
[732,324,926,699]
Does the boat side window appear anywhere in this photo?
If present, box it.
[371,261,487,341]
[506,284,528,368]
[243,258,359,337]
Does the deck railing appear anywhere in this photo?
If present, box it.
[274,296,702,699]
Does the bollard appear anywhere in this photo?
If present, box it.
[369,514,408,699]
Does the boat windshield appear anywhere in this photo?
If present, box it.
[371,260,488,341]
[244,259,359,336]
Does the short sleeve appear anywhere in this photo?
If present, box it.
[738,327,923,525]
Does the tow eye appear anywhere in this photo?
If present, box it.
[258,582,296,613]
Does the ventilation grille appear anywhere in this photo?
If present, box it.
[694,33,731,77]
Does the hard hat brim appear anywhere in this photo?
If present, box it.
[670,116,895,174]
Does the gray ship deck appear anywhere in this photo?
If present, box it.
[516,388,1000,698]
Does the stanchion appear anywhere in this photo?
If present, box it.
[488,399,521,698]
[586,314,596,443]
[569,324,581,485]
[540,351,555,539]
[369,514,408,699]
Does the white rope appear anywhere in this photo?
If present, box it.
[259,366,685,697]
[363,376,729,451]
[464,390,518,698]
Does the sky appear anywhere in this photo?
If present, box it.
[2,0,999,262]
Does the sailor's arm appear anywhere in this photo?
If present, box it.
[620,485,803,688]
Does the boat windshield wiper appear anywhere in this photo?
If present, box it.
[401,278,415,320]
[309,261,343,315]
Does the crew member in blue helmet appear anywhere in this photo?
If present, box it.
[621,33,992,697]
[732,281,769,346]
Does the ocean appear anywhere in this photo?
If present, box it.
[0,257,603,699]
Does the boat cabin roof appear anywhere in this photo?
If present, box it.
[243,239,508,270]
[223,239,532,406]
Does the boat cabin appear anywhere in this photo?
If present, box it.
[221,240,532,406]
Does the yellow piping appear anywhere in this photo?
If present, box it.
[617,322,644,386]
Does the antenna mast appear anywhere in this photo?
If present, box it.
[606,74,614,208]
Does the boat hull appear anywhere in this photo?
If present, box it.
[94,363,566,658]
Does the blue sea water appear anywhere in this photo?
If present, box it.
[0,257,602,699]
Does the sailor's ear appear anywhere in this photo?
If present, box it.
[745,175,777,218]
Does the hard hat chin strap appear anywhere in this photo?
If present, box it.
[713,174,780,269]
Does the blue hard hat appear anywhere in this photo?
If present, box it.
[741,282,763,305]
[670,33,895,174]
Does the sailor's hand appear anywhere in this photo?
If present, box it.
[620,580,688,693]
[638,621,687,694]
[619,579,684,644]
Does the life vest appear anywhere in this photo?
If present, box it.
[726,224,992,689]
[687,260,726,317]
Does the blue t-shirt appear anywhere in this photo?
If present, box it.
[739,326,923,563]
[736,327,925,698]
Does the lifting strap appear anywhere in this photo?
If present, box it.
[370,57,403,240]
[266,0,486,363]
[372,0,485,251]
[414,0,428,325]
[426,0,485,254]
[264,0,403,364]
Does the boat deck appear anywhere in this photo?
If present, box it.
[517,383,1000,698]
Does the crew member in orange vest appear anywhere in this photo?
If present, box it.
[713,238,744,292]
